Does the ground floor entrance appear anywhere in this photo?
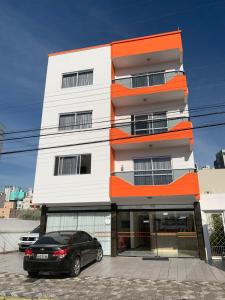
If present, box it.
[40,202,205,259]
[117,210,199,257]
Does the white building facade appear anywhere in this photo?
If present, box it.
[199,169,225,260]
[34,31,205,258]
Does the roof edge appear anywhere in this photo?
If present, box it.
[48,30,181,57]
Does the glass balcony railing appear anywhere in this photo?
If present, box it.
[112,168,195,186]
[112,116,189,136]
[113,70,184,89]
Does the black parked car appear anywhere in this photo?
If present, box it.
[23,231,103,277]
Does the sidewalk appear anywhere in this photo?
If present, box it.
[1,253,225,299]
[0,272,225,299]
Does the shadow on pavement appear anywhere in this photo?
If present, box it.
[208,259,225,271]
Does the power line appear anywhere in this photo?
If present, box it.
[1,110,225,143]
[3,100,225,136]
[2,75,225,115]
[1,120,225,156]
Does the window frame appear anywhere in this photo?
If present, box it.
[61,69,94,89]
[53,154,92,176]
[58,110,93,132]
[133,156,173,186]
[133,111,168,135]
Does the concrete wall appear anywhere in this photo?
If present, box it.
[115,61,182,78]
[0,219,39,253]
[33,46,111,205]
[199,169,225,260]
[198,169,225,194]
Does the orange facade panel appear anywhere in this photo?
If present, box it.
[110,173,199,199]
[111,31,182,59]
[110,121,194,147]
[111,74,188,100]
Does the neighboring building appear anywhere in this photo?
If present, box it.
[199,168,225,260]
[214,149,225,169]
[0,122,4,155]
[0,192,6,208]
[0,201,16,218]
[4,186,26,202]
[20,189,36,210]
[34,30,204,258]
[0,187,36,218]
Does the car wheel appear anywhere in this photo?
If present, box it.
[96,248,103,262]
[70,256,81,277]
[28,271,38,278]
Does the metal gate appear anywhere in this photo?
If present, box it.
[207,213,225,257]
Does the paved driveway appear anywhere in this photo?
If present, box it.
[1,252,225,299]
[1,252,225,282]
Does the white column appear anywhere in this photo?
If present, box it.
[201,211,212,260]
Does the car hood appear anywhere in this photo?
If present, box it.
[20,233,39,238]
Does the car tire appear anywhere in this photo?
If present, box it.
[96,247,103,262]
[28,271,38,278]
[70,256,81,277]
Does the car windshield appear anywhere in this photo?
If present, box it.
[34,232,73,245]
[31,226,40,233]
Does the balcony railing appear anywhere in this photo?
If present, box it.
[112,116,189,136]
[112,168,195,186]
[113,70,184,89]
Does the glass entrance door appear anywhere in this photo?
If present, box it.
[117,210,199,257]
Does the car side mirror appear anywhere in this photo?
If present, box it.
[93,237,97,242]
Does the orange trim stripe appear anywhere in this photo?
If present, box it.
[48,30,181,57]
[111,74,188,100]
[110,121,193,146]
[110,173,200,199]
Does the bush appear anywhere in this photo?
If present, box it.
[18,209,41,220]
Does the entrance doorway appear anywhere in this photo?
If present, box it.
[117,210,199,257]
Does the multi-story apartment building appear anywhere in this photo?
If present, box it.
[34,31,205,258]
[214,149,225,169]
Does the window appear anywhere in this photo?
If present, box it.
[54,154,91,176]
[59,111,92,131]
[62,70,93,88]
[131,71,165,88]
[134,157,173,185]
[133,112,167,135]
[35,232,74,245]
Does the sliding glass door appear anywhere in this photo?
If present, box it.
[117,210,199,257]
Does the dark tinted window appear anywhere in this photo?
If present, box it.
[35,232,74,245]
[79,232,92,242]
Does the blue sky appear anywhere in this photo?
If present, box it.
[0,0,225,190]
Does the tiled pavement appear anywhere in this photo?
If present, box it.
[0,272,225,299]
[1,253,225,299]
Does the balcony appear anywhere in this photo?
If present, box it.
[111,31,182,69]
[110,169,199,200]
[111,71,187,107]
[110,118,193,150]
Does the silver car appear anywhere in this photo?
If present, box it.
[18,225,40,251]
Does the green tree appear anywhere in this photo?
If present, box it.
[18,209,41,220]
